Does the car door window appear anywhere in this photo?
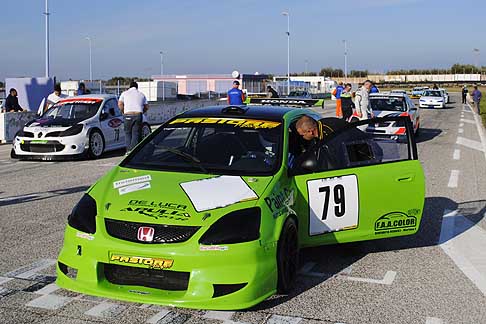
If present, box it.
[103,99,118,116]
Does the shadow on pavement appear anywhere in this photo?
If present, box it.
[0,185,89,207]
[415,128,442,143]
[254,197,486,310]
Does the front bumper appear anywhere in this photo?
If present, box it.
[12,136,87,159]
[419,102,444,108]
[57,225,277,310]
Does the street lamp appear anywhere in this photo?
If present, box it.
[159,51,165,101]
[305,59,308,75]
[44,0,50,78]
[343,40,348,82]
[282,10,290,95]
[85,37,93,82]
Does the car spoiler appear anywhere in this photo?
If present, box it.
[245,97,324,108]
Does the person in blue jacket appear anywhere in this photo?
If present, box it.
[370,83,379,93]
[227,81,246,105]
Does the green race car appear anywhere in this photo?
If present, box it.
[57,105,425,310]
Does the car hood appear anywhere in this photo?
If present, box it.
[421,96,442,100]
[372,111,408,118]
[89,167,274,227]
[25,118,81,128]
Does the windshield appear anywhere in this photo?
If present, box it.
[423,90,442,97]
[289,91,307,97]
[42,99,102,121]
[370,97,406,112]
[123,117,283,175]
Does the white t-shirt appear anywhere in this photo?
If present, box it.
[47,92,67,105]
[119,87,148,113]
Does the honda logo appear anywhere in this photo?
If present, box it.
[137,226,155,242]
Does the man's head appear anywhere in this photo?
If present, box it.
[130,81,138,89]
[363,80,372,91]
[267,85,272,90]
[233,80,240,88]
[54,83,62,95]
[344,83,352,91]
[9,88,17,96]
[79,82,85,90]
[474,85,478,90]
[296,115,319,141]
[339,81,344,86]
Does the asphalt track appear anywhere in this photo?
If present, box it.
[0,93,485,323]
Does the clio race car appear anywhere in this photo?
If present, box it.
[410,86,428,99]
[366,93,420,136]
[419,89,446,108]
[11,94,151,160]
[57,105,425,310]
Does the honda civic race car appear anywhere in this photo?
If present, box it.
[57,105,425,310]
[11,94,151,160]
[366,93,420,136]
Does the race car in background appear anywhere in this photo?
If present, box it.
[11,94,151,160]
[419,89,446,108]
[439,88,450,104]
[410,86,429,99]
[57,105,425,310]
[367,93,420,136]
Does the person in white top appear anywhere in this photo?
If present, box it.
[118,81,149,152]
[45,83,67,112]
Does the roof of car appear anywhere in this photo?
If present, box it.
[180,105,299,121]
[60,94,115,102]
[370,92,407,98]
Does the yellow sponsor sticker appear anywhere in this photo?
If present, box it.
[110,254,174,270]
[169,117,281,129]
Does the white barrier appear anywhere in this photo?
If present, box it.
[145,99,223,125]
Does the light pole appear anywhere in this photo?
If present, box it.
[305,59,308,75]
[159,51,165,101]
[44,0,50,78]
[85,37,93,82]
[473,48,480,76]
[282,10,290,95]
[343,40,348,82]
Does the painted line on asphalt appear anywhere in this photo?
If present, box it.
[155,312,190,324]
[344,270,396,285]
[0,276,13,285]
[439,209,486,296]
[456,137,485,152]
[26,294,71,310]
[460,118,475,125]
[84,301,127,318]
[4,259,56,280]
[459,122,464,127]
[447,170,460,188]
[146,309,172,324]
[453,149,461,160]
[426,317,444,324]
[203,311,235,321]
[458,128,464,134]
[300,262,394,285]
[266,314,303,324]
[467,102,486,161]
[34,283,59,295]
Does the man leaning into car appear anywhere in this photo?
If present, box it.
[118,81,149,153]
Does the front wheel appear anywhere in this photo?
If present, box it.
[87,130,105,159]
[277,217,299,294]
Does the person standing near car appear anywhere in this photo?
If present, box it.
[332,82,344,117]
[340,83,355,121]
[118,81,149,153]
[5,88,24,112]
[45,83,67,111]
[462,85,468,104]
[227,81,246,105]
[353,80,372,120]
[472,85,482,114]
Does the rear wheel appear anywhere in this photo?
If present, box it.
[87,130,105,159]
[277,217,299,294]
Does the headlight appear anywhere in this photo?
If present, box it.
[199,207,261,245]
[60,124,83,137]
[15,129,25,137]
[68,194,97,234]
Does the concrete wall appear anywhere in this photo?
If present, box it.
[0,112,37,143]
[146,99,224,125]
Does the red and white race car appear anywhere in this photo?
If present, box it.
[11,94,151,160]
[364,93,420,136]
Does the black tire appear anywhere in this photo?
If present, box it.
[10,148,18,159]
[277,217,299,294]
[142,123,151,139]
[87,129,105,159]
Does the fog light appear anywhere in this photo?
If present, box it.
[71,145,77,150]
[58,262,78,280]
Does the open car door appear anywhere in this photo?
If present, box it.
[291,116,425,247]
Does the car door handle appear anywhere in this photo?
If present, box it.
[397,175,414,182]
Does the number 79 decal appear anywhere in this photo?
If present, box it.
[307,175,359,235]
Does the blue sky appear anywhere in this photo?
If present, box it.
[1,0,483,81]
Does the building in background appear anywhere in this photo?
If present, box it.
[273,76,337,95]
